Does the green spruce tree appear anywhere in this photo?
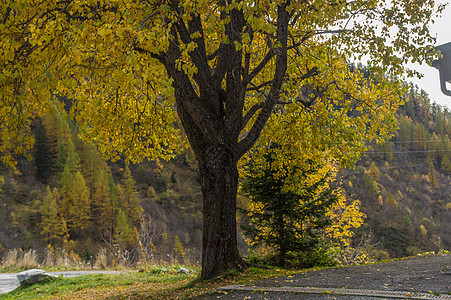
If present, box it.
[241,147,338,267]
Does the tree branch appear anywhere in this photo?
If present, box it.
[175,16,211,87]
[212,1,245,90]
[243,25,254,80]
[1,6,11,24]
[244,48,276,84]
[139,12,160,30]
[236,2,290,159]
[241,101,265,130]
[295,81,336,108]
[157,27,219,141]
[207,48,219,61]
[246,80,273,92]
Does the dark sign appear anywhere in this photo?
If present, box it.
[432,42,451,96]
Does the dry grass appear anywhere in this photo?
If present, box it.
[0,248,86,272]
[0,249,39,271]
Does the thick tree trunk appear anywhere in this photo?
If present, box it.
[159,2,289,279]
[198,144,247,280]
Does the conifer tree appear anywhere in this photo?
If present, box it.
[79,143,101,197]
[386,192,398,207]
[34,120,53,183]
[69,171,91,233]
[367,162,381,180]
[55,138,67,174]
[121,166,143,224]
[427,133,440,164]
[94,169,116,234]
[428,162,439,188]
[398,116,411,145]
[66,139,81,174]
[241,147,338,267]
[174,235,186,259]
[435,106,445,136]
[441,154,451,175]
[42,106,71,171]
[414,123,427,150]
[58,164,73,221]
[368,178,380,196]
[40,186,69,246]
[114,209,136,250]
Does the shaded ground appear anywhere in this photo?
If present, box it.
[192,254,451,299]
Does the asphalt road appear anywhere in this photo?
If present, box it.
[0,270,128,294]
[192,254,451,299]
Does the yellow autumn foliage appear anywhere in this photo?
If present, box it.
[325,190,365,247]
[1,0,441,166]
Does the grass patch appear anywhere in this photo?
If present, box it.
[0,266,296,299]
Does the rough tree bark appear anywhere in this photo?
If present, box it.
[198,145,245,279]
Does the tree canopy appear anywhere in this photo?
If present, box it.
[0,0,443,278]
[1,0,443,164]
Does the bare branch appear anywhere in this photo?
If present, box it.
[140,12,160,30]
[244,49,276,84]
[295,81,336,108]
[246,80,273,92]
[241,101,265,130]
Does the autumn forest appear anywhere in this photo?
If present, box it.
[0,83,449,270]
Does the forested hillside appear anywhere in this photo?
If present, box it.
[0,104,204,266]
[0,84,449,268]
[341,84,451,259]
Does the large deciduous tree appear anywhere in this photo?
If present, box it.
[0,0,443,278]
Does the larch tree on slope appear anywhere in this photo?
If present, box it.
[0,0,443,279]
